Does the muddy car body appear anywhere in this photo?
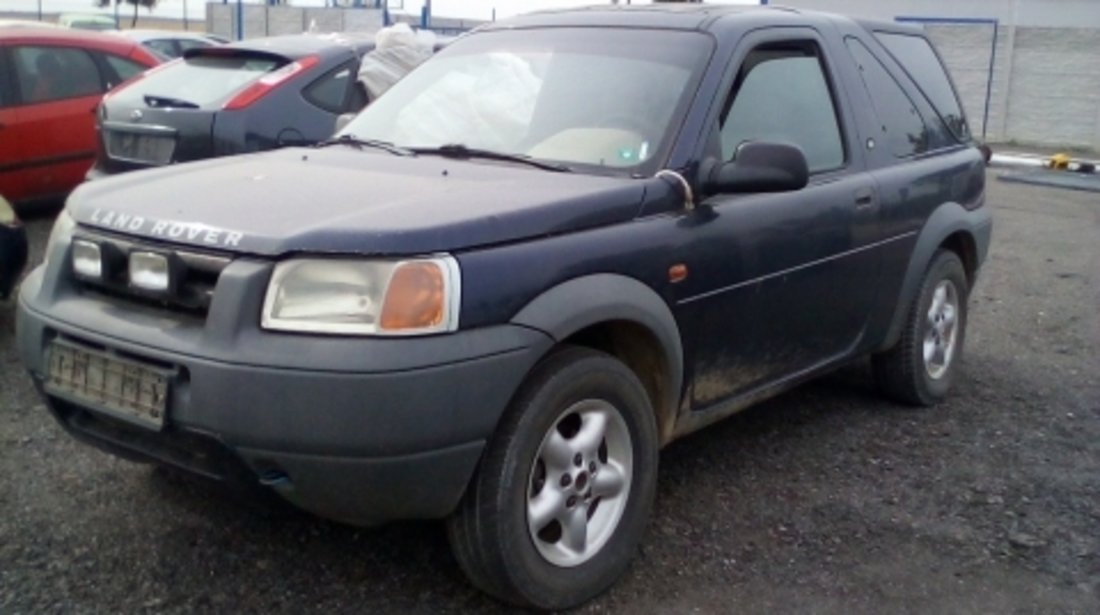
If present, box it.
[18,5,991,610]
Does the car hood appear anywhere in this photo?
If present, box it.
[68,148,649,256]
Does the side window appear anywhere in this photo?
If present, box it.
[145,39,179,59]
[720,42,845,173]
[873,32,970,142]
[178,39,211,53]
[13,46,103,104]
[845,38,928,158]
[0,56,10,108]
[304,62,353,113]
[103,54,148,88]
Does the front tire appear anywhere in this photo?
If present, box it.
[873,249,969,406]
[447,346,658,610]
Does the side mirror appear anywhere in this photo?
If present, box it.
[334,113,356,134]
[704,141,809,194]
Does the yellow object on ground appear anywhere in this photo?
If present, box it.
[1048,153,1071,169]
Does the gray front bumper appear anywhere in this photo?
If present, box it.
[17,263,553,525]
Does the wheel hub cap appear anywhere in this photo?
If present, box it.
[923,280,959,380]
[526,399,632,567]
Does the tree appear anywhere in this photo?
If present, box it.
[93,0,161,28]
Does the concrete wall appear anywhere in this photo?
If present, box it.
[1002,27,1100,149]
[206,4,385,40]
[781,0,1100,150]
[779,0,1100,28]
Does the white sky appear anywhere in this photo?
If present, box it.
[6,0,761,23]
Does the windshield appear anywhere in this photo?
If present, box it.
[340,28,712,174]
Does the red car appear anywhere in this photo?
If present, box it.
[0,27,160,207]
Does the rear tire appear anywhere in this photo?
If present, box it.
[873,249,969,406]
[446,346,658,610]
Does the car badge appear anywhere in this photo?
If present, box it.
[130,109,143,122]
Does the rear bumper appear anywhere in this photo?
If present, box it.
[17,265,554,525]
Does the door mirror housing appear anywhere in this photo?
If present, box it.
[704,141,810,194]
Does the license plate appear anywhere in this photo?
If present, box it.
[106,131,175,165]
[45,341,170,430]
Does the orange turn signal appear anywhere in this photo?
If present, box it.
[380,261,446,331]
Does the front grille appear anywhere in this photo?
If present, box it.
[72,230,232,316]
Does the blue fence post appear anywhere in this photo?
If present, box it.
[236,0,244,41]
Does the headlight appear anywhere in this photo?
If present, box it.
[45,208,77,266]
[262,256,461,336]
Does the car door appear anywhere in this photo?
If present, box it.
[678,29,882,407]
[0,44,28,202]
[8,43,107,202]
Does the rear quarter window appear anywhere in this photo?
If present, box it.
[873,32,970,142]
[845,37,928,158]
[111,54,283,108]
[145,39,179,59]
[303,62,353,113]
[103,53,148,88]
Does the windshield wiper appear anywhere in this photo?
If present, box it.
[314,134,415,157]
[143,94,198,109]
[409,144,573,172]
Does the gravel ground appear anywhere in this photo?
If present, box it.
[1,173,1098,613]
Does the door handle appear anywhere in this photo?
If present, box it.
[854,187,876,209]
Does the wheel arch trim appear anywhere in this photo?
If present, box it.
[510,274,684,437]
[880,201,991,351]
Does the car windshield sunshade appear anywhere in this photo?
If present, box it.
[111,52,288,108]
[340,28,712,175]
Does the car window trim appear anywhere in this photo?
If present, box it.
[718,37,850,176]
[693,25,862,180]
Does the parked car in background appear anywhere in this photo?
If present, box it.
[0,27,160,208]
[115,29,225,60]
[89,33,381,177]
[58,13,118,32]
[0,195,27,299]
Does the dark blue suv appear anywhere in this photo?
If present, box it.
[17,5,991,610]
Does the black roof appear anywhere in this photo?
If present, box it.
[478,4,923,37]
[483,3,802,32]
